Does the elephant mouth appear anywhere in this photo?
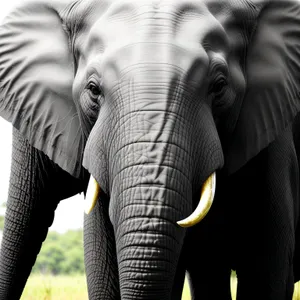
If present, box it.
[84,172,216,228]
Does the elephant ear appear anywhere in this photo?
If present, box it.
[225,0,300,174]
[0,0,84,178]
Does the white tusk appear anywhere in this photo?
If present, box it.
[177,172,216,228]
[84,175,100,214]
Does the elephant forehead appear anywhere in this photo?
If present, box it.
[97,44,209,89]
[80,0,231,85]
[86,0,228,50]
[68,0,261,59]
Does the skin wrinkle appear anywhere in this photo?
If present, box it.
[112,164,191,195]
[122,79,189,99]
[108,105,195,138]
[118,232,181,253]
[114,181,186,207]
[111,140,194,173]
[116,210,183,228]
[120,268,176,282]
[117,203,186,229]
[116,61,186,78]
[115,183,189,205]
[118,239,179,256]
[120,266,173,275]
[117,247,179,269]
[118,226,181,244]
[116,210,184,231]
[154,79,180,171]
[113,172,190,208]
[114,197,190,229]
[107,74,198,115]
[118,264,174,277]
[119,246,173,258]
[106,84,202,152]
[119,261,173,273]
[103,48,205,86]
[115,188,186,217]
[121,284,168,295]
[106,98,200,182]
[118,254,176,270]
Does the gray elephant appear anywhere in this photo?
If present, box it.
[1,0,300,299]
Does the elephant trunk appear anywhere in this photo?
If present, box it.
[111,162,192,300]
[105,91,194,298]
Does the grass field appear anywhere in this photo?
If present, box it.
[21,275,87,300]
[21,274,300,299]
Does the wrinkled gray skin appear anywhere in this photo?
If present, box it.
[1,0,300,299]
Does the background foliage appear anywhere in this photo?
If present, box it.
[32,230,84,275]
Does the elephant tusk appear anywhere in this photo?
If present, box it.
[84,176,100,214]
[177,172,216,228]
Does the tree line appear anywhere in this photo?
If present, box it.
[32,230,85,275]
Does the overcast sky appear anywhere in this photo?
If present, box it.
[0,2,85,233]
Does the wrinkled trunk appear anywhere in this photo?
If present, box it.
[113,179,190,299]
[0,129,84,299]
[108,108,195,299]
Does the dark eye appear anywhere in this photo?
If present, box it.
[210,77,228,97]
[87,82,102,100]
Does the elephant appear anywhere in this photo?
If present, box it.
[1,0,300,299]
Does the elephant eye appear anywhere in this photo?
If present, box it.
[87,82,102,100]
[210,77,228,97]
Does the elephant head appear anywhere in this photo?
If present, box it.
[1,0,300,299]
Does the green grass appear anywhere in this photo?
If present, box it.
[21,275,87,300]
[21,274,300,299]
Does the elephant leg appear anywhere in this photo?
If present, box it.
[84,193,120,300]
[233,127,298,300]
[0,129,84,299]
[185,183,233,300]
